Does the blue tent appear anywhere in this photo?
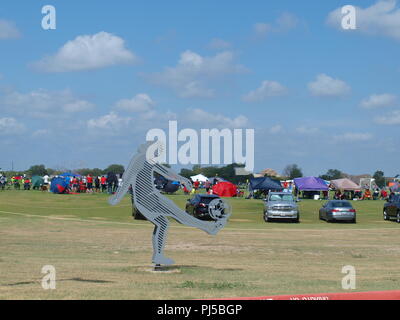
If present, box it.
[154,176,180,193]
[163,181,180,193]
[294,177,329,191]
[249,177,283,191]
[50,177,70,194]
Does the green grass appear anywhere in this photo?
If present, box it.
[0,190,399,300]
[0,189,394,229]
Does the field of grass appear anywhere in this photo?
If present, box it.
[0,190,399,300]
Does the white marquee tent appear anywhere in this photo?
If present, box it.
[190,174,209,182]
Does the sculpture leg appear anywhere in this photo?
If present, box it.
[170,209,228,236]
[158,197,228,236]
[151,215,174,266]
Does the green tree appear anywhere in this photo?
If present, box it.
[46,168,63,176]
[179,164,251,184]
[179,168,195,179]
[77,168,104,177]
[283,164,303,179]
[103,164,125,175]
[28,165,48,176]
[320,169,343,181]
[373,170,385,188]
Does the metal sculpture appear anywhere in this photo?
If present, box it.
[109,142,230,266]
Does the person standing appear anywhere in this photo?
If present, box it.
[107,172,118,194]
[204,180,211,193]
[86,174,93,193]
[43,174,50,192]
[24,177,31,190]
[193,180,200,192]
[0,174,6,191]
[94,176,100,193]
[381,188,388,200]
[101,176,107,193]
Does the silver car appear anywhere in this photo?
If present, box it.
[319,200,357,223]
[264,192,300,223]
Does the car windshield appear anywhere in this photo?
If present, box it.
[269,194,294,202]
[331,201,352,208]
[200,197,218,204]
[391,195,400,202]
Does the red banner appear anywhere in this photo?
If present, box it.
[221,290,400,301]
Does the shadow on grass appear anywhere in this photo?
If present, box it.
[176,280,247,290]
[4,278,114,287]
[118,265,244,274]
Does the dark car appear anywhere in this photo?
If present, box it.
[319,200,357,223]
[185,194,222,221]
[383,194,400,223]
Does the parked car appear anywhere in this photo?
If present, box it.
[263,192,300,223]
[319,200,356,223]
[383,194,400,223]
[185,194,223,221]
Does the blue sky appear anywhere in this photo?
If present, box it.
[0,0,399,177]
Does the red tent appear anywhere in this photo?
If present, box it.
[212,182,238,198]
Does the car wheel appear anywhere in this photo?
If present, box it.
[383,210,389,221]
[264,213,270,223]
[293,217,300,223]
[397,211,400,224]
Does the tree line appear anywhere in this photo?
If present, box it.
[1,164,125,178]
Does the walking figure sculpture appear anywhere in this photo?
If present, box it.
[109,142,230,266]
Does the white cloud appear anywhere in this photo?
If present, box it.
[254,23,272,37]
[296,126,320,134]
[0,19,20,39]
[254,13,299,38]
[114,94,155,112]
[0,117,25,135]
[33,32,137,72]
[327,0,400,40]
[333,132,373,142]
[208,38,232,50]
[308,74,351,97]
[184,108,249,128]
[32,129,50,137]
[360,93,397,108]
[0,88,95,118]
[145,50,246,98]
[63,100,94,113]
[276,12,300,31]
[87,112,132,135]
[375,110,400,124]
[269,125,284,134]
[242,80,288,102]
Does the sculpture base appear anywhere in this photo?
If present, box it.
[141,265,181,274]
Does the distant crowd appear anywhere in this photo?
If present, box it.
[0,173,122,194]
[1,172,398,202]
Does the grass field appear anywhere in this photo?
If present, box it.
[0,190,399,300]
